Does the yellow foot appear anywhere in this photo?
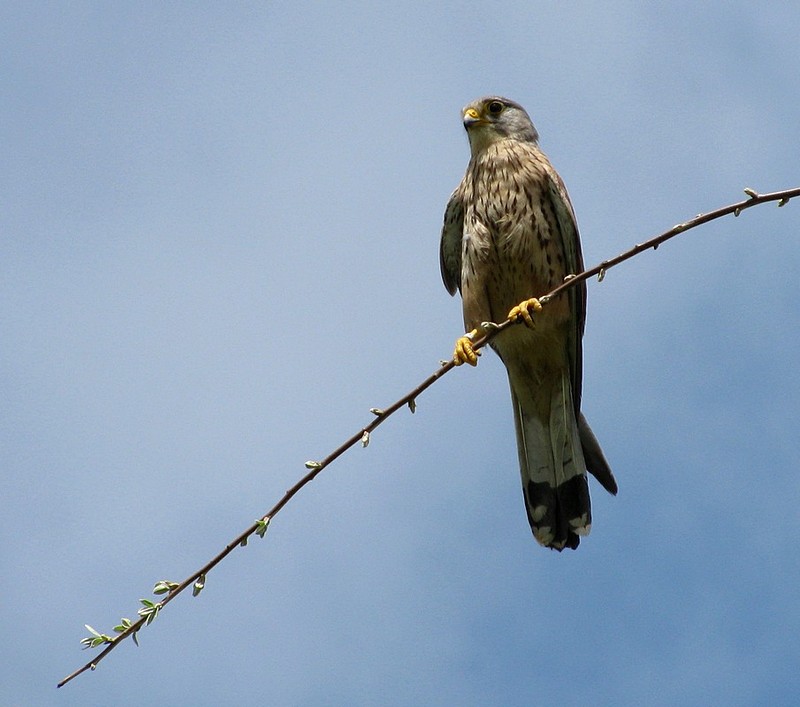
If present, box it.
[453,328,481,366]
[507,297,542,329]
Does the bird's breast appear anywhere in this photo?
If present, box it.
[459,146,572,328]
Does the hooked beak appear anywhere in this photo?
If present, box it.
[463,107,487,128]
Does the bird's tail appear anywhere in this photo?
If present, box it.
[510,369,598,550]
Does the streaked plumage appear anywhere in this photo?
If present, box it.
[440,96,617,550]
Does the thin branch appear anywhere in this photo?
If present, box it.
[58,185,798,688]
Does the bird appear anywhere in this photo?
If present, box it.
[439,96,617,550]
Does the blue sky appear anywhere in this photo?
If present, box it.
[2,3,799,705]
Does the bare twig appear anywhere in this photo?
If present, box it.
[58,186,798,688]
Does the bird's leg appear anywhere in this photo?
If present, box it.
[453,327,483,366]
[507,297,542,329]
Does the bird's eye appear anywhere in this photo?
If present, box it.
[487,100,504,115]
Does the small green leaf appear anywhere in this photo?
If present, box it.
[137,599,162,625]
[193,574,206,597]
[80,626,113,649]
[304,460,322,470]
[153,580,179,595]
[113,618,133,634]
[255,517,271,538]
[80,636,104,650]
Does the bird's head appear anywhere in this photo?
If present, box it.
[461,96,539,156]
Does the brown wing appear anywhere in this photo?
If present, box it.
[440,188,464,296]
[543,167,586,412]
[544,168,617,495]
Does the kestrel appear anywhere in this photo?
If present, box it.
[440,96,617,550]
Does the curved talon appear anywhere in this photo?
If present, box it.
[453,329,481,366]
[507,297,543,329]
